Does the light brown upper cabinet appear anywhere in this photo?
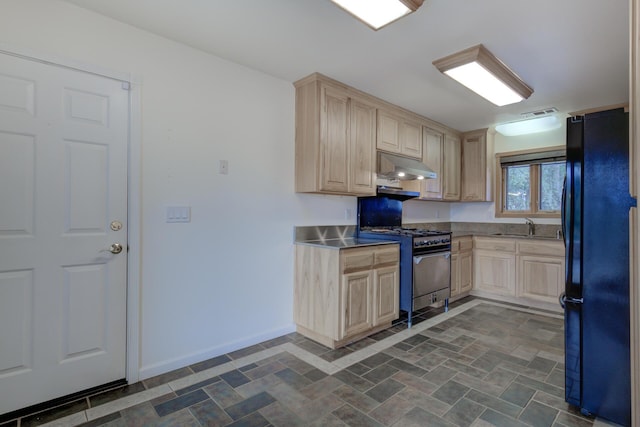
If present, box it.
[377,109,423,159]
[443,133,462,201]
[420,127,444,199]
[294,74,376,196]
[461,129,490,201]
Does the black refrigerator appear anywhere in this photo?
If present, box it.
[562,108,635,426]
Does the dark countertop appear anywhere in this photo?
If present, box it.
[294,237,399,250]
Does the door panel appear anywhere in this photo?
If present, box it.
[0,53,128,415]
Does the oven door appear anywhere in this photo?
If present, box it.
[413,251,451,310]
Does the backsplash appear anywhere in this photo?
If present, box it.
[404,222,562,239]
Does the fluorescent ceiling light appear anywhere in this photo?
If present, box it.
[495,115,561,136]
[433,44,533,106]
[330,0,423,30]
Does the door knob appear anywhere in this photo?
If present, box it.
[109,243,123,254]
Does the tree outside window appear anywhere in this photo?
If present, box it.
[496,147,566,218]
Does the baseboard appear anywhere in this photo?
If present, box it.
[469,290,563,314]
[138,323,296,380]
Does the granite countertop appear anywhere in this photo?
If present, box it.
[294,237,399,250]
[464,232,562,241]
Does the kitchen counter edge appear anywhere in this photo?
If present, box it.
[294,238,399,250]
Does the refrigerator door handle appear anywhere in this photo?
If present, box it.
[559,292,583,309]
[561,176,567,248]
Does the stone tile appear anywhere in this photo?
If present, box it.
[89,382,147,408]
[393,342,414,352]
[294,393,345,422]
[308,413,349,426]
[235,374,282,398]
[368,394,414,425]
[244,361,286,380]
[527,356,557,374]
[479,408,529,427]
[260,335,292,349]
[332,385,379,413]
[519,400,559,427]
[360,352,393,369]
[225,411,270,427]
[500,382,536,407]
[75,412,120,427]
[175,376,221,396]
[267,383,309,413]
[365,378,405,403]
[393,407,453,427]
[224,391,276,421]
[362,364,399,384]
[332,404,386,427]
[482,367,518,390]
[278,355,316,375]
[402,334,430,347]
[443,359,488,379]
[332,369,376,393]
[415,352,449,371]
[188,398,233,426]
[294,339,331,356]
[220,369,252,388]
[555,411,595,427]
[153,389,209,417]
[346,362,372,376]
[143,367,193,389]
[545,368,565,388]
[387,358,428,377]
[304,367,328,382]
[300,375,343,400]
[347,337,378,351]
[227,344,266,360]
[452,373,505,397]
[204,380,245,408]
[259,401,305,427]
[465,389,522,419]
[531,392,594,425]
[150,408,201,427]
[443,398,485,427]
[21,399,89,427]
[514,374,564,398]
[408,341,439,356]
[395,388,451,417]
[274,367,313,391]
[190,354,232,373]
[392,371,439,395]
[423,365,457,385]
[432,380,470,405]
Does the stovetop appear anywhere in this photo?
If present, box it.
[359,227,450,237]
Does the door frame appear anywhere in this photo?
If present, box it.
[0,44,142,383]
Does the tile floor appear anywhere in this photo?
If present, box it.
[0,298,601,427]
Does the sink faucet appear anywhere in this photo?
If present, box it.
[524,217,535,236]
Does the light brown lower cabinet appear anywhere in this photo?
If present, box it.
[294,244,399,349]
[472,236,565,306]
[451,237,473,300]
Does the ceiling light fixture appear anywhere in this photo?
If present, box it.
[495,115,562,136]
[433,44,533,106]
[330,0,423,30]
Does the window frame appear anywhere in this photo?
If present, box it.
[494,145,566,218]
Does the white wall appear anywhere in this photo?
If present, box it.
[449,122,567,224]
[0,0,359,379]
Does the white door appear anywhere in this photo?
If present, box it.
[0,53,128,415]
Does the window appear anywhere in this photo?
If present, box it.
[495,147,566,218]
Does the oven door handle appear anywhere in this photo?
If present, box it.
[413,251,451,264]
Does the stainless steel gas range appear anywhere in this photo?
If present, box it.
[357,196,451,327]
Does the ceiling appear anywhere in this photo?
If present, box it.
[63,0,630,132]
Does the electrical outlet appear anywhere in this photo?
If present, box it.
[219,159,229,175]
[166,206,191,223]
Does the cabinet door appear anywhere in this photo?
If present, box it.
[461,130,487,201]
[400,120,423,158]
[517,255,564,304]
[422,127,443,199]
[349,98,376,195]
[320,86,349,193]
[474,250,516,296]
[459,251,473,294]
[450,253,460,297]
[372,265,399,326]
[443,134,461,200]
[377,110,400,153]
[341,270,373,339]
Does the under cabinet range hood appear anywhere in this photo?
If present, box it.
[377,152,437,181]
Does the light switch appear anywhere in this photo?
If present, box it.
[166,206,191,223]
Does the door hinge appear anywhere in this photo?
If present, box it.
[121,81,131,91]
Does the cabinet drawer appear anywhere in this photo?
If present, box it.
[474,237,516,252]
[374,246,399,266]
[459,238,473,251]
[342,249,374,273]
[517,240,564,257]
